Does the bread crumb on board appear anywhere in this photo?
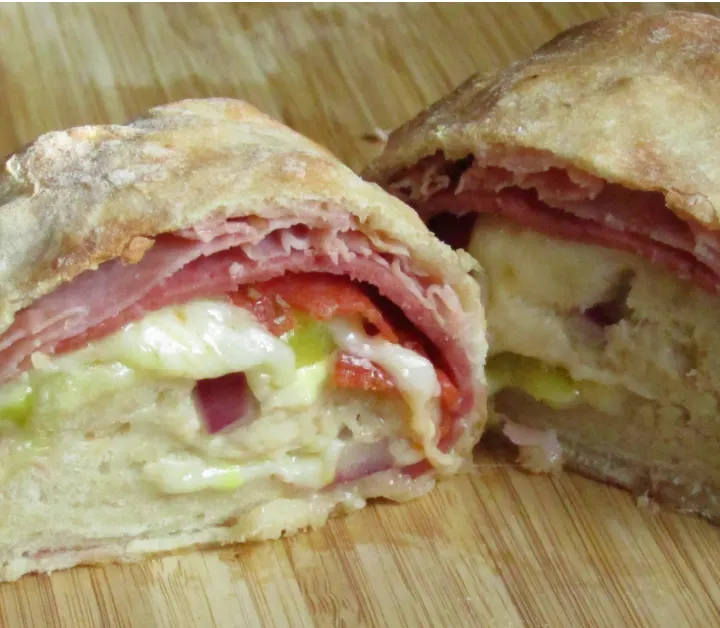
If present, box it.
[360,128,390,145]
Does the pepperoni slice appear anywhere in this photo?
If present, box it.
[232,273,398,342]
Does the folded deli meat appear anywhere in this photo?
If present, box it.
[367,11,720,521]
[0,99,486,580]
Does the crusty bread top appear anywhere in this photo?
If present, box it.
[365,11,720,228]
[0,99,477,328]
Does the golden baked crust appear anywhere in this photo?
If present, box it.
[0,98,478,333]
[364,11,720,228]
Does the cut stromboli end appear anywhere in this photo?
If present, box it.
[366,11,720,523]
[0,99,487,581]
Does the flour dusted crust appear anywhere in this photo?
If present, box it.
[0,99,478,333]
[365,11,720,229]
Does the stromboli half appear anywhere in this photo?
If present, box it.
[366,11,720,521]
[0,98,486,581]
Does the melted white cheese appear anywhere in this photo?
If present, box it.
[246,359,331,411]
[2,300,451,491]
[144,440,346,494]
[52,300,297,385]
[327,319,440,410]
[12,301,327,422]
[327,319,451,467]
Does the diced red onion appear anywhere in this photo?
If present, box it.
[334,440,395,484]
[193,372,256,434]
[502,419,563,472]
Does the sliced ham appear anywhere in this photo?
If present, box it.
[389,148,720,298]
[1,216,335,360]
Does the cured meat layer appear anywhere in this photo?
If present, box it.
[388,149,720,297]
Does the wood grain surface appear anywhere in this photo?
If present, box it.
[1,3,720,627]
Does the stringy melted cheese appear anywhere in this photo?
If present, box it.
[0,300,446,492]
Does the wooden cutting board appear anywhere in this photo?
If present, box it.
[2,3,720,626]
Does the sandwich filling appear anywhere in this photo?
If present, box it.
[389,148,720,294]
[0,214,474,506]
